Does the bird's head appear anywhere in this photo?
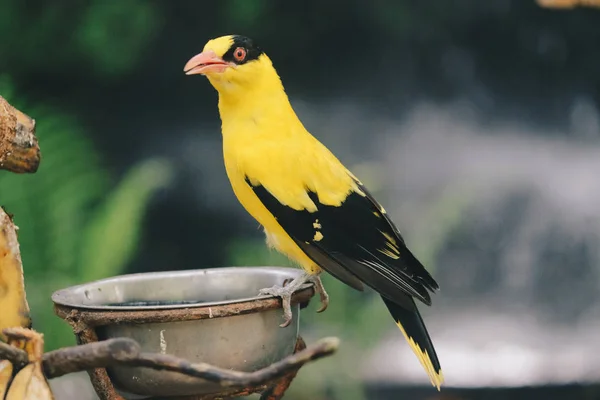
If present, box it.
[184,35,277,95]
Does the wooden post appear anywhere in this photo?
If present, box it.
[0,208,32,334]
[536,0,600,8]
[0,95,38,335]
[0,95,41,174]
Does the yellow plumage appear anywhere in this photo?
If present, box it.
[185,35,444,390]
[202,36,359,274]
[396,322,445,389]
[221,97,359,274]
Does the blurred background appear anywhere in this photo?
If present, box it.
[1,1,600,399]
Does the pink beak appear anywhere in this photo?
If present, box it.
[183,50,230,75]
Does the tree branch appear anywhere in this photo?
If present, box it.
[536,0,600,8]
[123,337,338,387]
[0,336,338,388]
[0,95,40,173]
[42,338,141,379]
[0,207,32,334]
[0,341,28,369]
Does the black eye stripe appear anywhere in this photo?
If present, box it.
[222,35,263,65]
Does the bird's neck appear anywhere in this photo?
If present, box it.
[215,70,300,139]
[218,86,290,117]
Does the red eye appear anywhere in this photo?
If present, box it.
[233,47,246,62]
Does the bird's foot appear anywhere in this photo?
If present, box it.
[258,272,329,327]
[259,275,305,328]
[308,274,329,313]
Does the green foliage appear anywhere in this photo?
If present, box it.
[80,158,173,282]
[0,0,161,78]
[76,0,161,77]
[225,0,268,27]
[0,77,173,350]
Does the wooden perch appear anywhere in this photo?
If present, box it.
[0,335,338,399]
[1,327,54,399]
[41,338,141,379]
[0,337,338,385]
[536,0,600,8]
[0,95,40,173]
[0,95,38,336]
[123,337,338,387]
[0,207,31,334]
[0,340,28,369]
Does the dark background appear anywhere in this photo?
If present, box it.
[2,1,600,399]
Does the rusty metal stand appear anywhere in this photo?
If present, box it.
[79,335,307,400]
[53,288,319,400]
[1,333,338,400]
[157,337,307,400]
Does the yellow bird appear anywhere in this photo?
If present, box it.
[184,35,444,390]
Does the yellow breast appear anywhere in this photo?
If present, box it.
[222,144,320,274]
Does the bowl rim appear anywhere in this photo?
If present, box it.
[50,266,310,311]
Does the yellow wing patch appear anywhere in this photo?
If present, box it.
[313,231,324,242]
[353,186,366,197]
[396,322,445,391]
[378,230,401,260]
[381,231,398,246]
[312,218,324,241]
[378,248,400,260]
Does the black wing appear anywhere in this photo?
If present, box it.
[246,176,439,308]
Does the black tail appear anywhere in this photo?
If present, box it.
[382,295,444,390]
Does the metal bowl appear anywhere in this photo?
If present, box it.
[51,267,314,398]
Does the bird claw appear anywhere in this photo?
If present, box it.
[308,275,329,313]
[258,285,294,327]
[258,285,281,297]
[258,272,330,327]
